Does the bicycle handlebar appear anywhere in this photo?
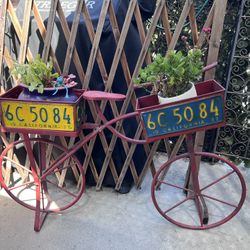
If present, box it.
[202,62,217,73]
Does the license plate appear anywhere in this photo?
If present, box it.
[141,95,224,138]
[1,101,75,131]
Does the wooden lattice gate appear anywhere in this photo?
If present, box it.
[0,0,227,190]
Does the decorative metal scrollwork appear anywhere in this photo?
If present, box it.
[215,0,250,161]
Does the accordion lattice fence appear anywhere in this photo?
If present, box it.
[0,0,227,190]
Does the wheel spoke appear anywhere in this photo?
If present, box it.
[201,170,235,192]
[159,180,195,194]
[8,181,35,191]
[53,165,72,174]
[201,194,238,208]
[45,179,78,198]
[40,164,70,177]
[42,165,72,182]
[163,197,191,214]
[41,152,69,179]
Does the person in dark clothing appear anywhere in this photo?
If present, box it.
[9,0,156,193]
[62,0,156,193]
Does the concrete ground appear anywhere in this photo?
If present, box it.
[0,152,249,250]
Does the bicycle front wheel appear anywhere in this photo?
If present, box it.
[0,138,85,212]
[151,152,246,230]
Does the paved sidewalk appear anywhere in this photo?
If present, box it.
[0,153,249,250]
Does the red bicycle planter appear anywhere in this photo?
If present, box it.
[0,86,85,231]
[0,80,247,231]
[136,79,246,230]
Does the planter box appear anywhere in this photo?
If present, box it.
[136,80,226,143]
[0,86,85,137]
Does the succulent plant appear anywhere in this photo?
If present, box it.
[134,49,203,98]
[11,55,76,94]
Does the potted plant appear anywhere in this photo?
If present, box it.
[134,48,204,104]
[11,55,78,102]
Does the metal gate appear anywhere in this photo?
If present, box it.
[214,0,250,161]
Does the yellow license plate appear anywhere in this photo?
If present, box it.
[1,101,75,131]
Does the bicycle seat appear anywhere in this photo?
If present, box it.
[82,90,126,101]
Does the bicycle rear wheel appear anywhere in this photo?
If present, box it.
[151,152,246,230]
[0,137,85,212]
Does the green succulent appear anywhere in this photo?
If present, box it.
[134,49,203,98]
[11,55,59,93]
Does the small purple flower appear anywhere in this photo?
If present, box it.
[68,74,76,79]
[181,35,188,41]
[202,27,212,34]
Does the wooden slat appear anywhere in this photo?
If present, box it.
[134,3,151,64]
[0,131,26,181]
[108,3,131,88]
[1,46,18,94]
[4,133,15,186]
[161,5,173,46]
[108,0,166,188]
[56,1,84,79]
[83,0,111,88]
[103,0,137,94]
[129,0,165,90]
[32,2,61,73]
[79,132,99,182]
[58,137,78,187]
[0,0,7,94]
[205,0,227,80]
[63,0,84,74]
[3,46,14,67]
[197,2,215,48]
[7,1,33,62]
[115,124,144,190]
[0,0,7,78]
[41,0,59,62]
[189,3,199,45]
[18,0,33,63]
[167,0,193,51]
[81,2,108,83]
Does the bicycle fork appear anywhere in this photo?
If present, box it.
[22,133,48,232]
[185,133,209,226]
